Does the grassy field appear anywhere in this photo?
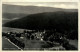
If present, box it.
[69,40,78,49]
[2,27,30,33]
[2,37,20,50]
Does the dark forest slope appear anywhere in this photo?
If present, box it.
[3,11,78,32]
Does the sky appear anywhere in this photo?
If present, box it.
[3,2,78,9]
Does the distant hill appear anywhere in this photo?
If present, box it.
[2,13,27,24]
[3,4,78,14]
[3,4,78,24]
[3,11,78,32]
[3,13,27,19]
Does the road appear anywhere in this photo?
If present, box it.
[2,37,20,50]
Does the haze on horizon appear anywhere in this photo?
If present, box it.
[3,2,78,9]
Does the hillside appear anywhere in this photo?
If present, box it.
[3,4,78,14]
[2,13,27,24]
[3,11,78,31]
[3,13,27,19]
[3,4,78,24]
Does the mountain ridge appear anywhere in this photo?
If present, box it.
[3,4,78,14]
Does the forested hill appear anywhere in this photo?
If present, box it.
[3,11,78,32]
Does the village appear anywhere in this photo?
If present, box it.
[2,29,77,50]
